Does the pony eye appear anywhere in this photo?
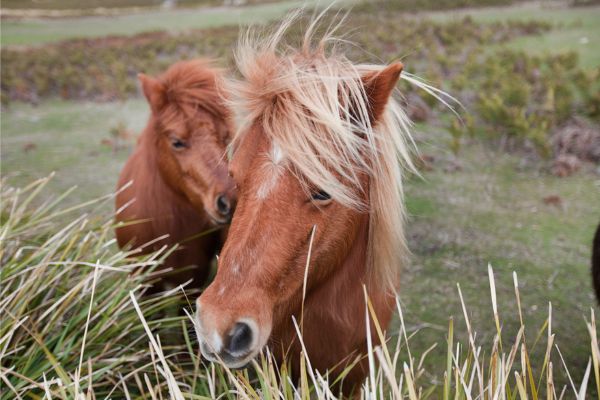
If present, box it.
[311,190,331,201]
[171,138,187,150]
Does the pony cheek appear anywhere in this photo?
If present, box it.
[156,150,183,184]
[314,213,363,267]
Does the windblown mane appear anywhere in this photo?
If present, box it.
[228,11,439,290]
[156,60,231,125]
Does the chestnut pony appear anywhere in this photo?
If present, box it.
[115,60,235,289]
[194,16,423,393]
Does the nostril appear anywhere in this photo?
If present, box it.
[226,322,253,355]
[216,194,231,216]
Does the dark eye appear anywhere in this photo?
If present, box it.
[171,138,187,150]
[311,190,331,201]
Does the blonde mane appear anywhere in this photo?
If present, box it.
[229,11,427,290]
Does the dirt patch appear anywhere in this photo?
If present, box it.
[551,117,600,176]
[552,117,600,162]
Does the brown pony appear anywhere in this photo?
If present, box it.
[194,16,424,394]
[115,60,236,289]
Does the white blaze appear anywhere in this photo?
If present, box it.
[256,143,286,200]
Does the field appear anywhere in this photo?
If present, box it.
[427,2,600,68]
[2,0,600,398]
[0,0,339,46]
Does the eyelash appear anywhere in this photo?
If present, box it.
[311,190,331,201]
[171,137,187,149]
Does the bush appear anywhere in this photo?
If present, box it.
[1,28,239,103]
[0,13,551,104]
[448,50,600,156]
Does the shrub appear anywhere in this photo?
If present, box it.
[1,28,239,103]
[0,13,551,105]
[447,50,600,156]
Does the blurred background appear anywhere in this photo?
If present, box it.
[1,0,599,396]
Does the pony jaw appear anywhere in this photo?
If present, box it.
[204,209,232,226]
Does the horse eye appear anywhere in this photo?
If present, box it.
[311,190,331,201]
[171,138,187,150]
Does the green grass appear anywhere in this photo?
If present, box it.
[1,99,148,207]
[0,0,217,10]
[0,0,347,47]
[402,135,600,389]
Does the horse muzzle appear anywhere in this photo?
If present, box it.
[195,304,264,369]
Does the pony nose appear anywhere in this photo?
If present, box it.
[215,194,232,217]
[225,321,253,356]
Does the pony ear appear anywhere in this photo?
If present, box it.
[138,73,165,114]
[362,62,403,125]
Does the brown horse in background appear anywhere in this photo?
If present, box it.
[592,223,600,302]
[115,60,236,290]
[194,15,423,394]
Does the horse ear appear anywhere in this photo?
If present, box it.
[362,62,403,125]
[138,73,165,114]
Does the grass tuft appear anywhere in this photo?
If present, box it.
[0,177,597,398]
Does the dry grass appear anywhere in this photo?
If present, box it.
[0,176,598,399]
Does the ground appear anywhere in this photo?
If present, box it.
[404,130,599,387]
[1,0,599,396]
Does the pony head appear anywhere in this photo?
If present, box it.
[195,14,416,367]
[139,60,236,224]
